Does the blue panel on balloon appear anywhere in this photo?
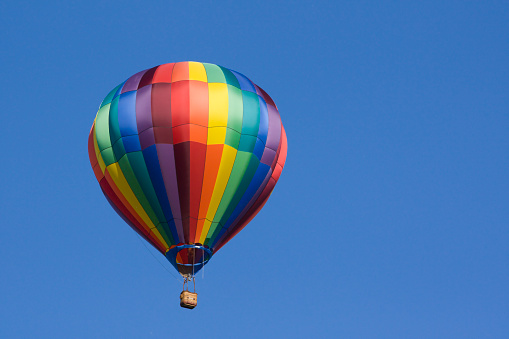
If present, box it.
[257,97,269,144]
[253,138,265,160]
[210,227,228,248]
[230,70,256,93]
[222,162,270,231]
[142,145,175,223]
[118,91,138,136]
[113,81,126,100]
[121,135,141,153]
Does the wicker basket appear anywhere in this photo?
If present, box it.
[180,291,198,309]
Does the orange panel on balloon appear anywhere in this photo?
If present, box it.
[189,124,207,144]
[197,144,224,219]
[194,219,206,244]
[171,62,189,83]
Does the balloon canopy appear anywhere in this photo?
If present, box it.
[88,61,287,276]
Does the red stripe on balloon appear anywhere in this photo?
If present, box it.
[187,80,209,242]
[152,63,175,84]
[194,144,224,243]
[171,81,190,126]
[138,66,158,89]
[151,83,172,127]
[174,142,191,242]
[188,142,207,241]
[278,126,288,168]
[88,125,98,168]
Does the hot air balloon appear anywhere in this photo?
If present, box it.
[88,61,287,308]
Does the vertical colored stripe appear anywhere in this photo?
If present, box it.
[198,145,237,243]
[152,63,175,84]
[174,142,191,242]
[194,144,223,243]
[188,62,207,82]
[156,144,185,242]
[171,62,189,82]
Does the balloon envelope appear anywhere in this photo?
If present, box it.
[88,62,287,275]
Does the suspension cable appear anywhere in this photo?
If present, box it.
[135,234,183,283]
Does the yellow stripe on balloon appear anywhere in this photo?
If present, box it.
[207,83,229,126]
[207,127,227,145]
[188,62,208,82]
[105,162,157,232]
[198,219,213,245]
[200,144,237,242]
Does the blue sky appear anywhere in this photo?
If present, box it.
[1,1,508,338]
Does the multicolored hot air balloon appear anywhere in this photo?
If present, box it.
[88,61,287,307]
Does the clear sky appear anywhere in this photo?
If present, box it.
[1,1,508,338]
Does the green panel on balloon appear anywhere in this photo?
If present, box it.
[238,135,257,153]
[155,223,173,246]
[118,154,161,227]
[226,85,243,133]
[203,63,226,83]
[100,147,116,167]
[100,83,122,108]
[126,152,166,223]
[159,222,175,245]
[240,90,260,136]
[108,96,122,149]
[206,225,224,245]
[225,129,241,149]
[95,104,112,152]
[218,153,260,226]
[203,222,221,247]
[112,138,127,162]
[108,96,126,162]
[211,151,253,225]
[220,67,240,89]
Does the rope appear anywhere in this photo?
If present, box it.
[135,234,183,283]
[202,248,205,279]
[192,248,195,278]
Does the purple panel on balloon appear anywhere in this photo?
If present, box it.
[122,69,149,93]
[156,143,185,242]
[261,147,276,166]
[265,104,282,151]
[136,85,154,137]
[139,128,155,150]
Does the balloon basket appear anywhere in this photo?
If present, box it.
[180,291,198,309]
[180,276,197,309]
